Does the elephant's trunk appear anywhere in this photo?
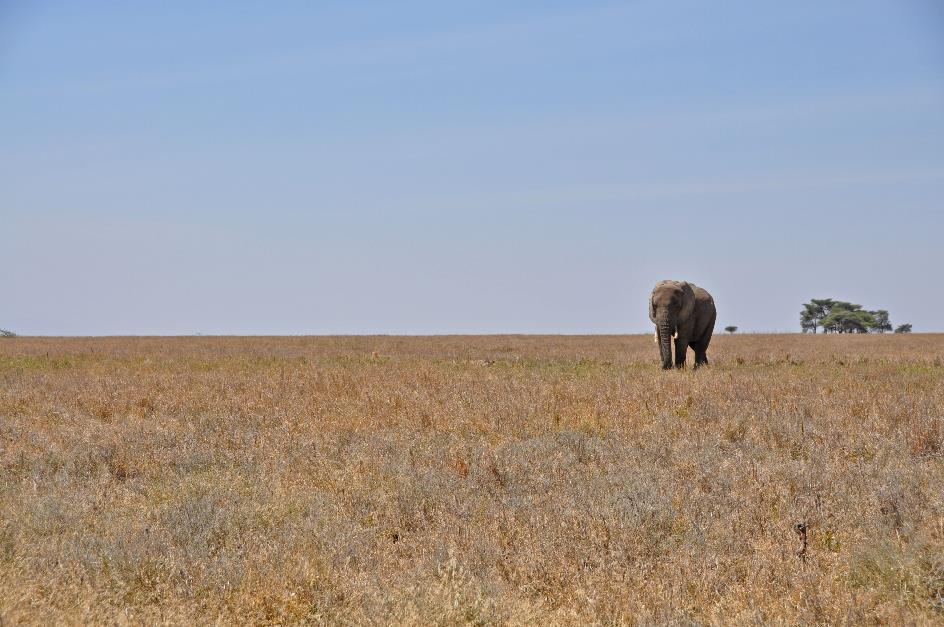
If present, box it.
[656,311,675,370]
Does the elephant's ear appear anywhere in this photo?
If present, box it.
[648,292,657,323]
[679,281,696,321]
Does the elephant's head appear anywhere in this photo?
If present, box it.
[649,280,695,369]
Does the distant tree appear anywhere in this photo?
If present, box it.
[894,323,912,334]
[820,303,875,334]
[800,312,816,333]
[724,325,738,334]
[802,298,898,334]
[0,329,16,338]
[800,299,836,333]
[870,310,892,333]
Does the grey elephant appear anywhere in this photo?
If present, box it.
[649,280,716,369]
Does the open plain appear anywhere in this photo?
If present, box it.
[1,334,942,624]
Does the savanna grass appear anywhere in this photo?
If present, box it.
[1,334,942,624]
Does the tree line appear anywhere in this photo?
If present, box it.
[800,299,911,334]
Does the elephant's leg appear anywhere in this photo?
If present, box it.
[691,329,714,369]
[693,347,708,368]
[674,335,688,369]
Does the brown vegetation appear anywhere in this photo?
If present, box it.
[1,334,942,624]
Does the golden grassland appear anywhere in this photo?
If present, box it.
[1,334,942,625]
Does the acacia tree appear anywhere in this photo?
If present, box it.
[894,323,912,333]
[724,326,737,334]
[820,305,875,333]
[871,310,892,333]
[801,299,894,334]
[800,299,836,333]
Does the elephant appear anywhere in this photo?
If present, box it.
[649,280,716,370]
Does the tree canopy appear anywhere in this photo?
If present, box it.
[871,310,892,333]
[800,299,836,333]
[800,299,900,333]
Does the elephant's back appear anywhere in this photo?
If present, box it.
[693,284,713,301]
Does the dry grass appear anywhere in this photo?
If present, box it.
[1,334,942,625]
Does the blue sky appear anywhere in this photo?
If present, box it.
[2,1,942,334]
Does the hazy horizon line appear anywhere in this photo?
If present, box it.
[3,330,936,339]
